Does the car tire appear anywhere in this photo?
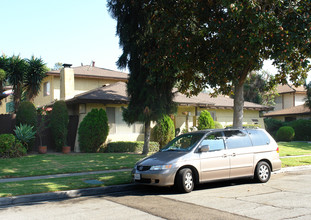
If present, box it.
[255,161,271,183]
[176,168,194,193]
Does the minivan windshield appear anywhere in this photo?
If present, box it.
[161,133,205,152]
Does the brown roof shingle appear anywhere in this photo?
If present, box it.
[276,84,306,94]
[47,65,129,80]
[67,82,270,110]
[263,104,311,117]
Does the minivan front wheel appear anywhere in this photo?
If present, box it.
[255,161,271,183]
[176,168,194,193]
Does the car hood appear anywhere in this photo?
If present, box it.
[137,151,190,166]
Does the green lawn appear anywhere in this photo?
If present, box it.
[0,153,146,178]
[0,171,132,197]
[1,142,311,197]
[278,142,311,157]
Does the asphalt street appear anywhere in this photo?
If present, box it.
[1,167,311,219]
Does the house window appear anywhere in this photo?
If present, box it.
[43,82,50,96]
[106,107,116,134]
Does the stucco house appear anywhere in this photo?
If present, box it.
[274,84,306,111]
[1,64,271,152]
[263,84,310,121]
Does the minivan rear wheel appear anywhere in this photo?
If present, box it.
[176,168,194,193]
[255,161,271,183]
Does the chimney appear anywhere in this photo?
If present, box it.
[60,64,75,100]
[92,61,95,67]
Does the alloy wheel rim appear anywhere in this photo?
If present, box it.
[259,165,269,180]
[185,172,193,189]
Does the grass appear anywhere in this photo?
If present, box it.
[0,171,132,197]
[0,142,311,197]
[0,153,146,178]
[278,142,311,157]
[280,156,311,168]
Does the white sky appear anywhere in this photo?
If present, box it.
[0,0,309,82]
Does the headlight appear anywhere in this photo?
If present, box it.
[150,164,172,171]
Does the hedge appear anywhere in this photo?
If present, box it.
[105,141,160,153]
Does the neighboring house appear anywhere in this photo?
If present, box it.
[263,84,310,121]
[274,84,306,111]
[1,64,271,152]
[0,63,128,114]
[263,104,311,121]
[59,64,270,151]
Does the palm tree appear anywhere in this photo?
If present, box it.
[6,55,26,112]
[24,56,47,102]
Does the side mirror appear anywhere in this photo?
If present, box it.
[199,145,210,153]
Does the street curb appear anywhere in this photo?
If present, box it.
[2,165,311,207]
[0,184,137,207]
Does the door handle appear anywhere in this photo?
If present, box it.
[232,153,236,157]
[223,154,228,158]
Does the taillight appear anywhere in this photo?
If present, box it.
[276,146,279,153]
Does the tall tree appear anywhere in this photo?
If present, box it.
[108,0,176,154]
[24,56,47,102]
[6,55,26,111]
[234,71,277,106]
[125,0,311,128]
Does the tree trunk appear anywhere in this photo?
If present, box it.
[142,120,151,155]
[233,82,244,128]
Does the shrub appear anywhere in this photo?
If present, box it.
[16,101,37,129]
[287,119,311,141]
[105,141,159,153]
[264,118,284,138]
[198,110,215,130]
[15,101,37,151]
[78,108,109,153]
[50,100,69,151]
[14,124,36,150]
[214,121,223,129]
[276,126,295,142]
[152,115,175,148]
[0,134,26,158]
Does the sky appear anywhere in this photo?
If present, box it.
[0,0,310,82]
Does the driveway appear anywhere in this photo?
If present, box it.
[1,168,311,219]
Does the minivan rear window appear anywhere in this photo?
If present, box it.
[247,130,270,146]
[224,130,252,149]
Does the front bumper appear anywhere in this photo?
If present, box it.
[132,168,177,187]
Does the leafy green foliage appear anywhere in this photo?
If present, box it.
[152,115,175,148]
[50,101,69,151]
[16,101,37,129]
[108,1,177,154]
[276,126,295,142]
[105,141,159,153]
[198,110,215,130]
[78,109,109,153]
[24,56,47,101]
[14,124,36,150]
[264,118,284,138]
[0,134,26,158]
[109,0,311,128]
[214,121,223,129]
[287,119,311,141]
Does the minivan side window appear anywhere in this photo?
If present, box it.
[201,132,225,151]
[247,130,270,146]
[224,130,252,149]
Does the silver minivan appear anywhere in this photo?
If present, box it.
[133,128,282,193]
